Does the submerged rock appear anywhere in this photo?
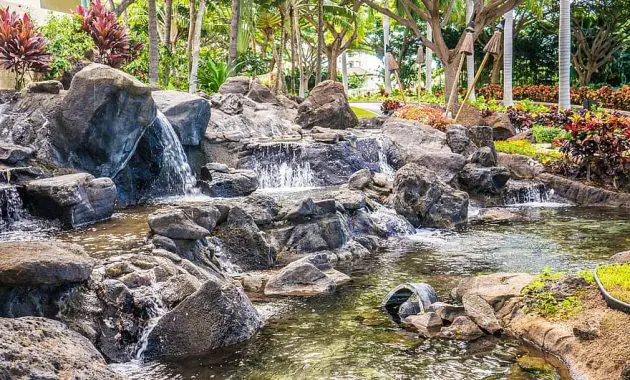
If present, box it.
[403,312,443,338]
[264,260,337,296]
[296,80,358,130]
[21,173,117,228]
[144,274,263,360]
[0,317,123,380]
[392,163,469,228]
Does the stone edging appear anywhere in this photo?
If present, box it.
[594,266,630,314]
[538,173,630,208]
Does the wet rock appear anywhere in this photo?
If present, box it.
[21,173,117,228]
[0,317,123,379]
[470,147,497,167]
[455,273,534,310]
[152,90,211,146]
[484,112,516,140]
[280,215,349,253]
[297,80,358,130]
[241,274,266,293]
[398,300,421,319]
[148,208,210,240]
[392,163,469,228]
[0,241,92,286]
[477,208,520,223]
[199,168,259,197]
[462,294,502,334]
[203,162,230,173]
[610,251,630,263]
[440,316,485,341]
[325,268,352,286]
[516,356,555,376]
[458,164,510,195]
[427,302,466,323]
[539,173,630,208]
[349,169,372,190]
[497,153,544,180]
[26,80,63,94]
[403,312,443,338]
[145,274,263,360]
[264,260,337,296]
[0,141,34,164]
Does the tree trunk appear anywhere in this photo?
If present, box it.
[294,6,306,97]
[383,13,392,93]
[444,61,459,107]
[341,51,348,93]
[187,0,196,73]
[316,0,323,84]
[466,0,475,100]
[189,0,206,93]
[228,0,240,68]
[328,47,339,82]
[425,23,433,94]
[559,0,571,109]
[148,0,159,84]
[490,54,502,84]
[275,8,286,94]
[290,4,296,95]
[163,0,173,85]
[503,10,514,106]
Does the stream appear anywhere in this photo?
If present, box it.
[54,202,630,379]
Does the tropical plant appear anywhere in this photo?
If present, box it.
[41,15,94,80]
[0,8,50,90]
[197,58,234,93]
[76,0,138,68]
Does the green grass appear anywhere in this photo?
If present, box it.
[350,106,379,119]
[494,139,562,165]
[597,264,630,303]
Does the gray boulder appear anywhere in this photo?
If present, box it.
[0,141,34,164]
[392,163,469,228]
[152,90,211,146]
[148,208,210,240]
[462,293,502,334]
[247,81,279,104]
[21,173,117,228]
[264,260,337,296]
[484,112,516,140]
[459,164,511,195]
[219,76,251,95]
[296,80,358,129]
[144,274,263,360]
[439,316,485,341]
[0,317,123,380]
[199,167,259,197]
[0,241,92,286]
[26,80,63,94]
[498,153,544,180]
[403,312,443,338]
[445,124,477,156]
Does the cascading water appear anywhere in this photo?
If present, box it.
[0,184,25,231]
[376,139,395,177]
[503,181,553,205]
[247,144,315,189]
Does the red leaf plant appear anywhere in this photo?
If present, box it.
[0,8,50,90]
[76,0,139,68]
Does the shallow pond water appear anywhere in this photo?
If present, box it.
[111,205,630,380]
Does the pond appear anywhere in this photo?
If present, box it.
[110,205,630,379]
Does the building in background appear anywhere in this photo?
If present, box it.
[344,52,383,97]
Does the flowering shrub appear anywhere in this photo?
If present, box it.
[0,8,50,89]
[394,104,453,131]
[381,99,402,115]
[76,0,139,68]
[478,84,630,111]
[560,110,630,189]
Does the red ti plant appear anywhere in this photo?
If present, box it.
[0,8,50,90]
[76,0,139,68]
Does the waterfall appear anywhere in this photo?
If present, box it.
[376,139,395,177]
[146,112,198,198]
[503,181,553,205]
[247,144,315,189]
[0,185,25,231]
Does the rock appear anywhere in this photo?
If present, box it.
[470,147,497,167]
[203,162,230,173]
[427,302,466,323]
[462,294,502,334]
[484,112,516,140]
[516,356,556,376]
[296,80,358,130]
[264,260,337,296]
[455,273,535,310]
[219,76,251,95]
[539,173,630,208]
[549,275,589,300]
[148,208,210,240]
[573,321,600,341]
[478,208,520,223]
[325,268,352,286]
[348,169,372,190]
[458,164,511,195]
[0,317,123,379]
[358,116,388,129]
[0,141,34,164]
[280,216,349,253]
[241,274,266,293]
[144,274,263,360]
[456,103,485,127]
[445,124,477,156]
[469,126,497,154]
[54,64,156,179]
[610,251,630,263]
[247,81,279,105]
[159,273,202,307]
[208,93,243,115]
[398,300,421,319]
[403,312,443,338]
[21,173,117,228]
[26,80,63,94]
[392,163,469,228]
[277,94,298,109]
[497,153,544,180]
[199,169,259,197]
[152,90,211,146]
[0,241,92,286]
[440,316,485,341]
[509,129,535,142]
[621,362,630,380]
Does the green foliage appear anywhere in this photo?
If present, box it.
[41,15,93,80]
[522,268,583,319]
[578,269,595,284]
[348,73,367,90]
[494,140,562,165]
[597,264,630,303]
[197,58,234,94]
[532,125,568,144]
[469,96,506,113]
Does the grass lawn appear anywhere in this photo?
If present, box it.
[597,264,630,303]
[351,106,379,119]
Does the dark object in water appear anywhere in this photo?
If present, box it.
[381,283,438,322]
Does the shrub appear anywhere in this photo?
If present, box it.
[0,8,50,90]
[76,0,139,68]
[381,99,402,114]
[394,104,453,131]
[532,125,569,144]
[494,139,561,165]
[41,15,94,80]
[197,58,233,94]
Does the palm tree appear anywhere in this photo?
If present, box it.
[164,0,173,50]
[189,0,206,92]
[187,0,196,72]
[466,0,475,100]
[383,12,392,93]
[425,23,432,94]
[503,10,514,106]
[148,0,159,84]
[228,0,240,68]
[316,0,323,84]
[559,0,571,109]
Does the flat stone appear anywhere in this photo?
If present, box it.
[462,293,502,334]
[439,316,485,341]
[455,273,534,310]
[264,261,336,296]
[427,302,466,323]
[148,208,210,240]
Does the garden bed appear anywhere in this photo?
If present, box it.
[595,264,630,313]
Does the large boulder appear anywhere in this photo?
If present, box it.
[392,163,469,228]
[462,294,502,334]
[458,164,511,195]
[296,80,358,130]
[498,153,544,180]
[264,260,337,296]
[152,90,211,146]
[144,274,263,360]
[53,63,156,178]
[198,166,259,197]
[0,241,92,286]
[484,112,516,140]
[148,208,211,240]
[20,173,117,228]
[454,273,535,310]
[0,317,123,380]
